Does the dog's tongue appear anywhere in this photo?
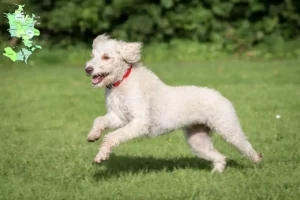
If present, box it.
[92,76,102,84]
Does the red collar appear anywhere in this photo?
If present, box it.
[106,66,132,89]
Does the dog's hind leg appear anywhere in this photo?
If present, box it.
[184,125,227,173]
[213,118,262,164]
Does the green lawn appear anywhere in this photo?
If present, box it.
[1,60,300,200]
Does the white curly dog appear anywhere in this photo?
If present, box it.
[85,34,262,173]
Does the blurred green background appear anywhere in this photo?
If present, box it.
[1,0,300,64]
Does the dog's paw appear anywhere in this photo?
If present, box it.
[92,158,104,164]
[253,153,263,164]
[211,165,225,173]
[87,131,101,142]
[211,160,226,173]
[93,152,110,164]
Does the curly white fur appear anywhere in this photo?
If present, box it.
[85,34,262,173]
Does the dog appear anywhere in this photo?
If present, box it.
[85,34,262,173]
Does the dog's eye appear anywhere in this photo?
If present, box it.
[102,54,110,60]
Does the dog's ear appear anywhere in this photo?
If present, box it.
[117,41,143,64]
[92,34,110,48]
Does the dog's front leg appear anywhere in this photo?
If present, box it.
[87,112,123,142]
[93,119,149,163]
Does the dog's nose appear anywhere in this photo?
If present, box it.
[85,67,93,75]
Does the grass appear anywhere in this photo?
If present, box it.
[1,59,300,200]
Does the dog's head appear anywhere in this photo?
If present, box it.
[85,34,143,88]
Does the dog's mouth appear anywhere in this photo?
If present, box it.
[92,73,109,85]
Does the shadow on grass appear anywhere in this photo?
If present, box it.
[92,154,243,180]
